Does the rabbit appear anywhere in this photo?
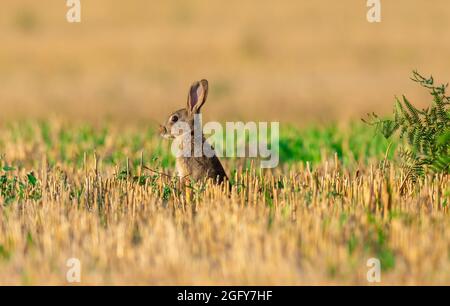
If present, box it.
[159,79,228,184]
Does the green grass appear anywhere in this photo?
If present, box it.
[279,123,395,166]
[1,120,395,171]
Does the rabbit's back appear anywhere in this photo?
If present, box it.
[176,155,227,183]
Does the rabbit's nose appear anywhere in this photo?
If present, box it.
[159,125,167,135]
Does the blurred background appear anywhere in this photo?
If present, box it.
[0,0,449,125]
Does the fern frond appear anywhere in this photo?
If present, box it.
[365,71,450,184]
[403,95,421,124]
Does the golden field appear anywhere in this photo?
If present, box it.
[0,1,449,285]
[1,169,448,285]
[0,121,448,285]
[0,0,450,123]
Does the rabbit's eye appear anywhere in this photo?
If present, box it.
[171,115,179,123]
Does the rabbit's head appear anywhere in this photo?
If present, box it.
[160,79,209,139]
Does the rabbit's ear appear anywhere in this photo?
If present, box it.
[187,79,208,114]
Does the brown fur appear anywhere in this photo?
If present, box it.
[160,80,228,184]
